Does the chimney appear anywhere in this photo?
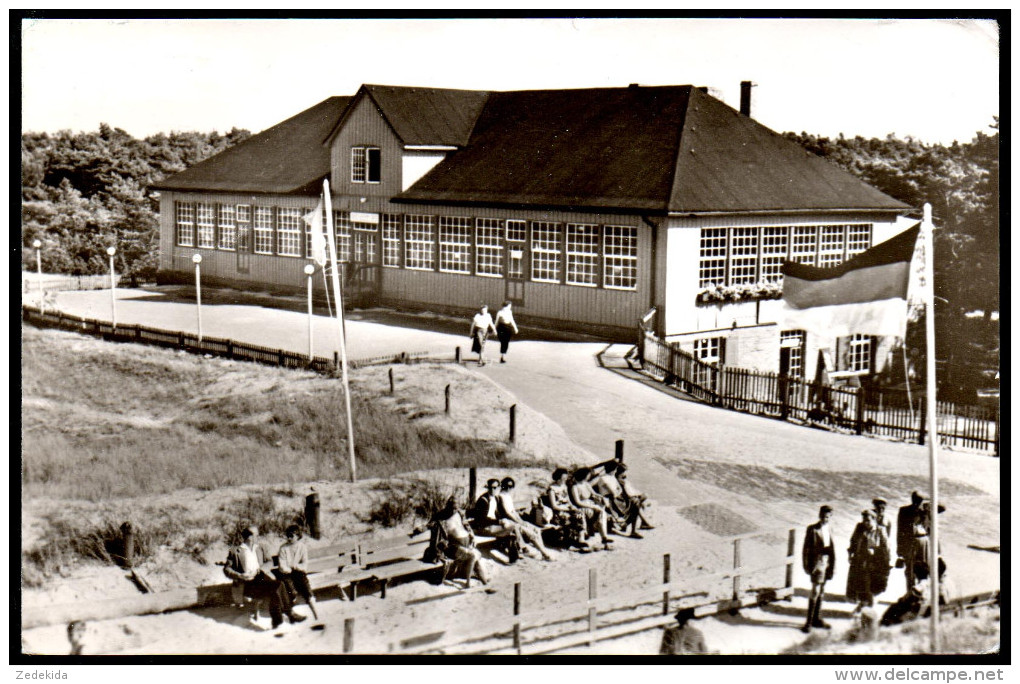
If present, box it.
[740,80,754,117]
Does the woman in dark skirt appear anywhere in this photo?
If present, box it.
[846,509,891,614]
[494,300,519,364]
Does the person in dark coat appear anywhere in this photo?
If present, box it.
[659,608,709,655]
[896,491,925,589]
[846,509,891,614]
[801,505,836,633]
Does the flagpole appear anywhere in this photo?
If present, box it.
[922,202,940,652]
[322,179,358,483]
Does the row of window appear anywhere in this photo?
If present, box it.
[698,224,873,289]
[174,203,640,290]
[693,331,871,375]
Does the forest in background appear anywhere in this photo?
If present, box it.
[20,121,998,399]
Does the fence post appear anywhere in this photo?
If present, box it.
[785,528,796,591]
[588,568,598,647]
[226,340,233,358]
[614,439,624,462]
[779,375,789,421]
[468,467,477,509]
[662,554,671,615]
[855,386,866,435]
[513,582,522,656]
[305,492,321,540]
[178,331,185,349]
[445,384,451,415]
[731,537,742,613]
[120,522,134,568]
[134,325,141,342]
[917,400,927,446]
[389,367,395,394]
[343,617,355,653]
[278,349,285,367]
[455,346,461,364]
[509,404,517,444]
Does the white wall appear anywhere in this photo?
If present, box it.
[401,150,449,191]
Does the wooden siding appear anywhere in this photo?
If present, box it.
[331,97,405,200]
[158,191,319,291]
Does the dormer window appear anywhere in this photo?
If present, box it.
[351,146,381,183]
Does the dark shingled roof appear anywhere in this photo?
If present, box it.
[362,84,490,147]
[398,85,909,214]
[152,96,350,195]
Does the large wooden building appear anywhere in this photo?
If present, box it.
[153,82,913,379]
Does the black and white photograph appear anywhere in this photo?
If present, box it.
[16,14,1002,670]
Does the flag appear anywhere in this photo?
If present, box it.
[778,224,921,338]
[303,197,327,266]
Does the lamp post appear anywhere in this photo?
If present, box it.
[192,253,203,342]
[32,239,43,312]
[304,263,315,360]
[106,246,117,328]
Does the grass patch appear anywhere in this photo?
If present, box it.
[21,325,523,500]
[366,479,456,528]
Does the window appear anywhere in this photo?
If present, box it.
[175,203,195,247]
[404,215,435,270]
[506,219,526,243]
[566,223,599,286]
[476,218,504,277]
[780,330,806,378]
[694,336,725,365]
[382,214,402,267]
[218,205,236,250]
[304,204,325,259]
[195,204,215,248]
[531,222,562,283]
[790,226,817,265]
[728,227,759,285]
[351,146,381,183]
[334,211,351,263]
[253,207,274,254]
[760,226,789,282]
[847,334,872,373]
[818,225,846,268]
[439,216,472,273]
[846,224,873,258]
[698,227,727,287]
[604,225,638,290]
[276,208,302,256]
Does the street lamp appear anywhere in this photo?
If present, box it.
[106,246,117,328]
[304,263,315,360]
[192,253,203,342]
[32,239,43,312]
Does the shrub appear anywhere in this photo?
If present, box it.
[221,491,301,546]
[366,479,457,528]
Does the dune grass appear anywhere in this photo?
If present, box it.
[21,325,520,501]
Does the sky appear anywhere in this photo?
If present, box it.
[20,17,1000,145]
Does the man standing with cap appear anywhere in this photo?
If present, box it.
[801,505,836,633]
[872,498,891,537]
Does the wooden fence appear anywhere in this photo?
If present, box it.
[21,305,432,376]
[642,332,999,456]
[22,272,121,292]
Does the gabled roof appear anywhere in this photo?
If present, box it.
[152,96,350,195]
[397,85,909,214]
[397,86,691,212]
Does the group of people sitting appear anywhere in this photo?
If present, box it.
[222,524,320,630]
[426,461,654,590]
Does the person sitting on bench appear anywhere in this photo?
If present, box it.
[568,467,613,547]
[275,524,321,619]
[616,464,655,532]
[592,461,646,539]
[545,467,588,547]
[223,525,305,629]
[469,478,524,563]
[429,496,495,591]
[496,477,555,561]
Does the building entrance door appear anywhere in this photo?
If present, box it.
[236,205,251,274]
[351,224,380,296]
[505,245,526,306]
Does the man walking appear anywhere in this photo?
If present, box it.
[896,491,924,590]
[802,505,836,633]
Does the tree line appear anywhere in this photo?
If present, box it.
[21,124,250,284]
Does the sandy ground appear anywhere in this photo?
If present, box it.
[20,287,1001,656]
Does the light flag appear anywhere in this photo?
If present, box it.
[778,224,921,338]
[302,198,328,266]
